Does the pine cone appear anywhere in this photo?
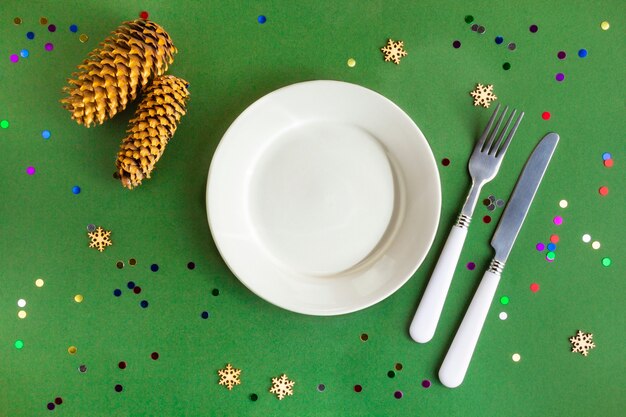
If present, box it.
[61,19,177,127]
[115,75,189,189]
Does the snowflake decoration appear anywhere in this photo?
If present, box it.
[217,364,241,390]
[269,373,295,400]
[87,226,112,252]
[381,38,407,65]
[470,83,498,108]
[569,330,596,356]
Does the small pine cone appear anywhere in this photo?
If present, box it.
[61,19,177,127]
[115,75,190,189]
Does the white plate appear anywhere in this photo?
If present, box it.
[207,80,441,315]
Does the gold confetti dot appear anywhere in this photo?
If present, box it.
[40,17,48,25]
[14,17,23,25]
[35,278,45,287]
[79,34,89,43]
[591,241,601,250]
[18,310,27,319]
[68,346,77,355]
[347,58,356,68]
[129,258,137,266]
[74,294,84,303]
[360,333,369,342]
[601,21,610,30]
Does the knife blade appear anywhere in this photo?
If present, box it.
[439,132,559,388]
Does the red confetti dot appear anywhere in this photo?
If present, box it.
[354,384,363,393]
[483,215,492,224]
[599,186,609,196]
[54,397,63,405]
[441,158,450,166]
[541,112,551,120]
[604,159,613,168]
[133,286,142,294]
[139,11,149,19]
[530,283,540,293]
[151,352,159,360]
[549,234,559,244]
[118,361,127,369]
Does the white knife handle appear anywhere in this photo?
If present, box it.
[410,224,468,343]
[439,266,502,388]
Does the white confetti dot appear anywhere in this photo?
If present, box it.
[559,199,568,208]
[582,234,591,243]
[17,299,26,308]
[512,353,521,362]
[18,310,27,319]
[592,241,601,250]
[499,312,508,320]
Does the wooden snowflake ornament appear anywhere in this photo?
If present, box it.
[569,330,596,356]
[88,226,112,252]
[381,38,407,64]
[218,364,241,390]
[470,84,498,108]
[269,374,295,400]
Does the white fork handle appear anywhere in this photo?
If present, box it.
[439,269,501,388]
[410,225,468,343]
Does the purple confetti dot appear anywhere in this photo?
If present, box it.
[452,40,461,48]
[557,51,566,60]
[47,402,55,410]
[422,379,431,388]
[10,54,19,63]
[529,24,538,33]
[48,24,56,32]
[466,262,476,270]
[394,390,403,399]
[26,166,36,175]
[44,43,54,51]
[555,73,565,82]
[553,216,563,226]
[536,242,545,251]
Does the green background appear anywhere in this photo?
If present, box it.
[0,1,623,416]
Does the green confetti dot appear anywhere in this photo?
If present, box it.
[15,340,24,349]
[0,120,9,129]
[465,15,474,24]
[546,251,556,260]
[601,257,611,267]
[500,296,510,305]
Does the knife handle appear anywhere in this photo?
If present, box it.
[439,263,502,388]
[410,224,468,343]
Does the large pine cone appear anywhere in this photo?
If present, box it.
[61,19,177,127]
[115,75,189,189]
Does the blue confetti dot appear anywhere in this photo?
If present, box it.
[602,152,612,161]
[26,31,35,40]
[201,311,209,319]
[72,185,81,194]
[69,24,78,33]
[150,264,159,272]
[127,281,136,290]
[20,49,29,58]
[495,36,504,44]
[113,289,122,297]
[140,300,149,308]
[578,49,588,58]
[547,243,556,251]
[258,15,267,24]
[42,130,51,139]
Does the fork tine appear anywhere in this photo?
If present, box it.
[496,111,524,157]
[489,109,517,154]
[475,103,501,150]
[482,105,508,153]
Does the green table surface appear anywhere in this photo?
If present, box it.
[1,1,623,416]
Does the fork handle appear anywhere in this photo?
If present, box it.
[409,224,468,343]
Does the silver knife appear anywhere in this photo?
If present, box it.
[439,132,560,388]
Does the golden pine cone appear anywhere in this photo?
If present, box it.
[61,19,177,127]
[115,75,190,189]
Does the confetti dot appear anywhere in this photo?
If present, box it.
[79,365,87,373]
[500,296,509,305]
[483,215,492,223]
[550,234,559,244]
[601,257,611,267]
[317,384,325,392]
[133,286,142,294]
[212,288,220,296]
[54,397,63,405]
[604,159,613,168]
[471,24,479,32]
[201,311,209,319]
[547,243,556,251]
[512,353,521,362]
[557,51,566,60]
[546,251,556,261]
[441,158,450,166]
[26,32,35,40]
[17,299,26,307]
[559,199,568,208]
[529,24,538,33]
[507,42,516,51]
[530,283,540,293]
[354,385,363,393]
[395,363,403,371]
[553,216,563,226]
[578,49,588,58]
[40,17,48,25]
[601,21,610,30]
[496,199,504,207]
[258,15,267,24]
[47,403,55,411]
[10,54,19,63]
[113,289,122,297]
[465,15,474,24]
[44,43,54,51]
[87,224,96,232]
[129,258,137,266]
[187,262,195,270]
[14,17,22,25]
[360,333,369,342]
[598,186,609,196]
[26,166,36,175]
[495,36,504,44]
[118,361,127,369]
[15,340,24,349]
[466,262,476,270]
[72,184,82,194]
[114,384,123,393]
[20,49,29,58]
[483,198,491,206]
[150,264,159,272]
[68,346,77,355]
[79,34,89,43]
[555,73,565,82]
[582,234,591,243]
[502,62,511,70]
[18,310,27,319]
[1,120,9,128]
[35,278,45,287]
[42,130,51,139]
[347,58,356,67]
[591,241,601,250]
[151,352,159,360]
[387,370,395,378]
[48,24,56,32]
[127,281,136,290]
[69,24,78,33]
[487,203,496,211]
[477,26,486,34]
[140,300,149,308]
[452,40,461,48]
[394,391,403,399]
[542,112,551,120]
[421,379,431,388]
[499,312,508,320]
[139,11,149,19]
[74,294,84,303]
[250,393,258,401]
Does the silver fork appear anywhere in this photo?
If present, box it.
[410,104,524,343]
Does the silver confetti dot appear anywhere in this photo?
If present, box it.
[496,199,505,207]
[508,42,516,50]
[87,224,96,232]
